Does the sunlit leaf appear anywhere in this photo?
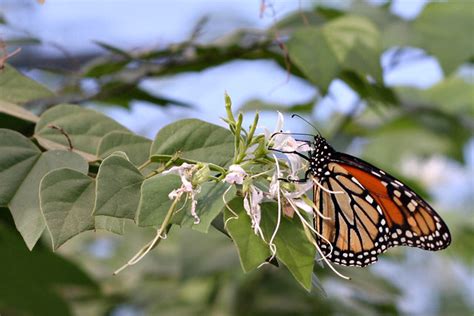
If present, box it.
[136,174,187,227]
[97,131,152,166]
[363,115,456,166]
[150,119,234,167]
[260,202,316,291]
[181,182,236,233]
[0,129,88,249]
[276,7,340,31]
[224,197,271,272]
[396,76,474,117]
[0,99,39,123]
[94,215,126,235]
[35,104,129,161]
[349,0,410,49]
[0,64,54,104]
[40,168,95,250]
[412,2,474,74]
[94,153,144,220]
[287,15,382,93]
[0,129,41,205]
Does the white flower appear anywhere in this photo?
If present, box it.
[265,112,312,177]
[243,185,264,235]
[224,164,247,185]
[163,163,201,224]
[270,174,313,214]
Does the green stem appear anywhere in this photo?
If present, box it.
[246,112,259,147]
[233,113,243,163]
[225,93,236,123]
[113,195,180,275]
[138,159,152,171]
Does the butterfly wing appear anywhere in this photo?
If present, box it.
[314,153,451,267]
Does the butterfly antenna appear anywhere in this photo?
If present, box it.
[291,114,321,136]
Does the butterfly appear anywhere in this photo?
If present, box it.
[273,132,451,267]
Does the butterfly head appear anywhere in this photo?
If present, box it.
[309,135,335,179]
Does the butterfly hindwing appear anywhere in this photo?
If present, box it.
[336,153,451,252]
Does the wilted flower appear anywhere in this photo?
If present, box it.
[243,185,264,236]
[163,163,201,224]
[224,164,247,185]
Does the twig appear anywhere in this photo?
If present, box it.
[48,124,74,150]
[0,39,22,69]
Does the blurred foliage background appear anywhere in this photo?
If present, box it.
[0,0,473,315]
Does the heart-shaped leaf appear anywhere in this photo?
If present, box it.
[40,168,95,250]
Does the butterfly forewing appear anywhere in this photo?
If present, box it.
[337,154,451,252]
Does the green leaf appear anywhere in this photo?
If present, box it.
[97,131,152,166]
[4,37,42,46]
[260,202,316,291]
[287,15,382,93]
[94,153,144,220]
[363,115,456,166]
[82,59,130,78]
[224,197,271,272]
[95,82,192,108]
[34,104,129,161]
[150,119,234,167]
[239,97,317,114]
[412,2,474,74]
[349,0,410,49]
[40,168,95,250]
[0,221,98,316]
[136,174,186,227]
[0,129,88,249]
[340,70,397,105]
[396,76,474,117]
[0,99,39,123]
[93,41,133,58]
[448,215,474,265]
[0,64,54,104]
[276,7,339,30]
[0,99,38,134]
[0,129,41,205]
[94,215,126,235]
[181,182,236,233]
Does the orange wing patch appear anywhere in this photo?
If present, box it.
[341,164,404,227]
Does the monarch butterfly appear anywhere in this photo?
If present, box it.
[274,132,451,267]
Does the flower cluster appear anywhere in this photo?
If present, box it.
[117,96,347,280]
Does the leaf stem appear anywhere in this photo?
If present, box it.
[138,159,152,171]
[113,195,180,275]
